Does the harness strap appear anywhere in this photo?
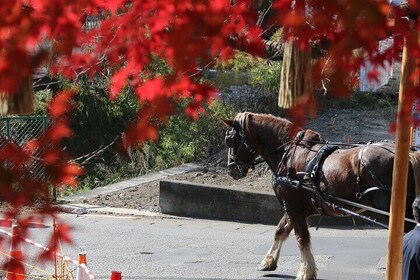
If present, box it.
[304,144,338,208]
[287,130,305,177]
[356,143,389,199]
[356,146,365,198]
[305,144,338,183]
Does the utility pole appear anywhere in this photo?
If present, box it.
[386,26,419,280]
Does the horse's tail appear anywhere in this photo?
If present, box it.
[409,151,420,196]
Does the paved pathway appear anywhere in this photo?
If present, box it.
[62,163,200,202]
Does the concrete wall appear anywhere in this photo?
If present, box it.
[160,180,283,224]
[159,180,384,228]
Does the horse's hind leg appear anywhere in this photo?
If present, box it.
[293,213,317,280]
[258,214,293,271]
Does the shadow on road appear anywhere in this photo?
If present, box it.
[263,273,326,280]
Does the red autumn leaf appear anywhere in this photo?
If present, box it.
[55,223,73,244]
[110,66,130,100]
[0,142,29,166]
[136,78,164,101]
[48,123,73,142]
[43,150,60,165]
[103,0,126,13]
[48,90,75,118]
[210,0,228,11]
[170,77,193,98]
[24,139,41,154]
[127,119,159,143]
[49,163,83,187]
[283,12,306,27]
[40,221,73,261]
[273,0,293,11]
[61,163,84,178]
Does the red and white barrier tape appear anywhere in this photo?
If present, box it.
[0,227,95,280]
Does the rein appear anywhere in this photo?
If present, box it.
[273,175,417,228]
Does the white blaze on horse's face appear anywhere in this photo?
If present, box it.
[222,119,257,180]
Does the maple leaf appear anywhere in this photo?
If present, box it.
[110,66,130,100]
[48,162,83,187]
[40,221,73,261]
[0,142,29,167]
[103,0,126,13]
[47,122,74,142]
[283,12,306,27]
[136,78,164,101]
[48,90,75,118]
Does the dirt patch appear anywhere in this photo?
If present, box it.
[67,102,398,212]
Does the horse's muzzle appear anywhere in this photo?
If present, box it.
[227,163,248,180]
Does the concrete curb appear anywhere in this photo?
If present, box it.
[57,203,193,221]
[58,203,161,217]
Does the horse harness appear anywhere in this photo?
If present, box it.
[225,115,416,228]
[273,131,392,212]
[227,119,393,209]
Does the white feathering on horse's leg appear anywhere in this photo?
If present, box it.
[296,245,317,280]
[258,241,282,271]
[259,216,293,271]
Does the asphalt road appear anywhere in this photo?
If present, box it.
[4,213,389,280]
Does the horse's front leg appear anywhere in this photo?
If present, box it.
[293,213,317,280]
[258,214,293,271]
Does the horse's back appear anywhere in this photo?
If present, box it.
[318,142,395,196]
[322,142,417,219]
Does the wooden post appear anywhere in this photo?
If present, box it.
[386,29,419,279]
[0,76,34,115]
[278,0,313,109]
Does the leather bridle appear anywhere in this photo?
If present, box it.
[225,114,258,176]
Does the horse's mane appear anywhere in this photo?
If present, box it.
[303,129,326,144]
[237,112,326,145]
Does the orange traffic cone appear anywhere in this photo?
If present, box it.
[6,225,25,280]
[110,271,122,280]
[76,253,89,280]
[78,253,87,265]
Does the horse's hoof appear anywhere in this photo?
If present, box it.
[258,261,277,271]
[258,265,276,271]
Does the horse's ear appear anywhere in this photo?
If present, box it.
[221,119,234,128]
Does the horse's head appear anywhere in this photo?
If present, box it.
[222,114,258,180]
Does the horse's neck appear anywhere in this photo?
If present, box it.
[249,118,294,173]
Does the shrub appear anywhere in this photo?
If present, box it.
[151,100,235,170]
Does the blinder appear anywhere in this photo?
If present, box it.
[225,128,236,148]
[224,124,258,179]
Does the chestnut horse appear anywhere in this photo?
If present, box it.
[222,112,420,280]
